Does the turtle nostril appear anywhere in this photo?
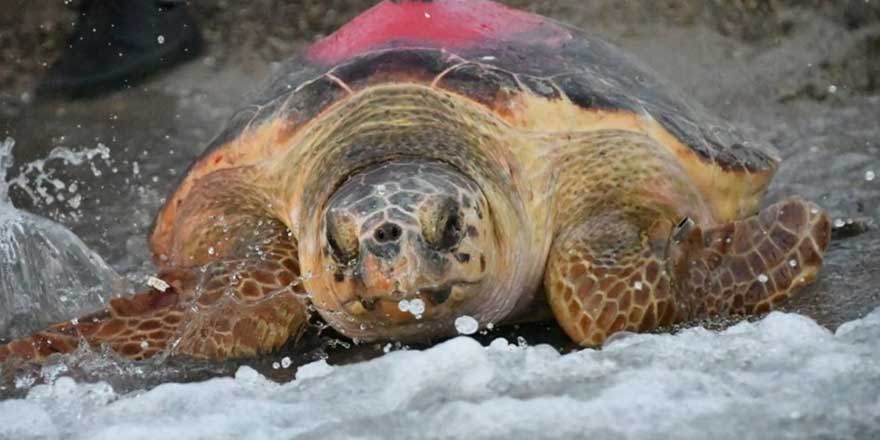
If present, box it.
[422,286,452,305]
[374,222,402,243]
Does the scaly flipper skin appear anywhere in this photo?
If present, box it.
[0,221,308,363]
[545,212,680,346]
[670,198,831,318]
[544,131,831,346]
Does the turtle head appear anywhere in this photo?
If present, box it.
[306,161,498,339]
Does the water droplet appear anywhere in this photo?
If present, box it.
[272,362,280,370]
[68,194,82,209]
[208,246,216,256]
[758,274,769,283]
[634,281,643,291]
[827,84,838,94]
[833,219,846,228]
[397,299,410,312]
[157,35,165,45]
[424,12,431,18]
[14,374,36,390]
[454,315,479,335]
[140,340,149,349]
[408,298,425,317]
[281,356,292,369]
[789,259,798,268]
[866,170,876,182]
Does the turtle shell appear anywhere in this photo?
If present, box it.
[152,0,779,255]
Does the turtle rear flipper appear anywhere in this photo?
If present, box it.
[545,198,830,347]
[0,222,308,363]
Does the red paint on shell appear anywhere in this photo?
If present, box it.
[308,0,557,64]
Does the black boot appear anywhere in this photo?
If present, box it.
[36,0,203,99]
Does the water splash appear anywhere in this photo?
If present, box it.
[0,137,13,203]
[0,138,124,338]
[6,142,111,207]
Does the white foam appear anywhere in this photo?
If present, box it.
[1,308,878,440]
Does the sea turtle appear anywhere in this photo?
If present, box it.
[0,0,830,363]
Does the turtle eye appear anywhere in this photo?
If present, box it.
[421,197,463,251]
[326,211,359,263]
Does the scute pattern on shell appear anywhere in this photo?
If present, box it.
[195,0,777,177]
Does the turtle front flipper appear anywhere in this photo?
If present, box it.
[545,198,831,347]
[0,221,309,363]
[670,198,830,318]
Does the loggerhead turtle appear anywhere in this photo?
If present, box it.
[0,0,830,363]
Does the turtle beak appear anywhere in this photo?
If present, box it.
[358,239,420,299]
